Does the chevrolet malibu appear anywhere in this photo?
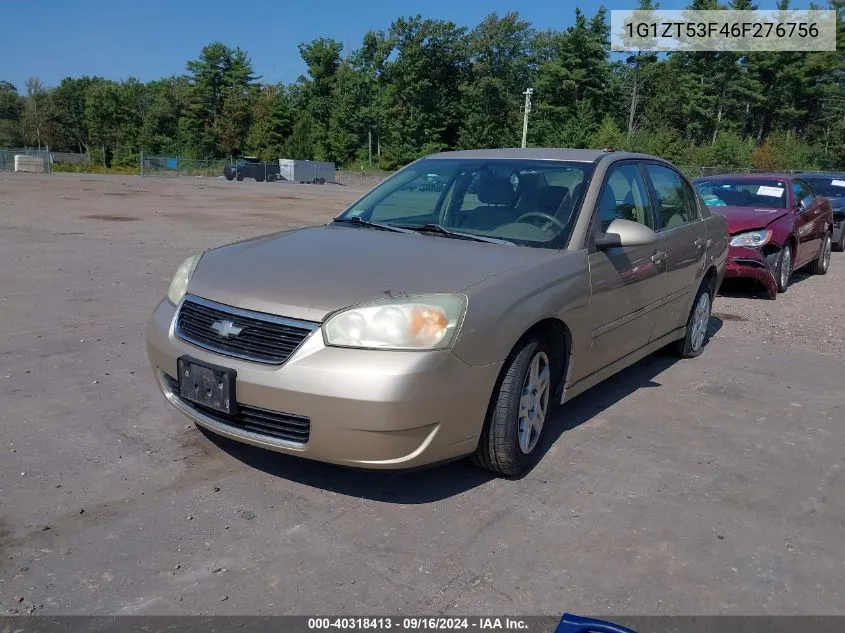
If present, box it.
[147,149,728,476]
[693,173,834,298]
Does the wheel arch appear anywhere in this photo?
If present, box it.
[494,317,573,406]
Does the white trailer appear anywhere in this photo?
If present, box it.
[277,159,336,184]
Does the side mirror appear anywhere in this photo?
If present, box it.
[595,218,659,249]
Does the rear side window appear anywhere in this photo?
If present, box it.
[646,164,698,229]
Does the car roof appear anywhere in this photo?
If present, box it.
[421,148,665,163]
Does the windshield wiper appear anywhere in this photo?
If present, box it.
[393,223,514,245]
[331,216,414,233]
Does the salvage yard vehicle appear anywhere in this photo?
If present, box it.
[147,149,728,476]
[694,174,834,298]
[793,172,845,251]
[223,156,280,183]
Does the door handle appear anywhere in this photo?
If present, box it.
[651,251,666,264]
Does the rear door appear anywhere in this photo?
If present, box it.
[585,161,668,376]
[642,162,707,340]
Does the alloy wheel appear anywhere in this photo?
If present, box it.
[822,234,832,272]
[780,244,792,289]
[690,291,711,353]
[518,351,551,454]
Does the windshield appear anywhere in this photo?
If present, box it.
[803,177,845,199]
[337,158,594,249]
[694,179,788,209]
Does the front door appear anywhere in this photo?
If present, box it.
[585,162,669,377]
[792,178,824,267]
[643,163,708,339]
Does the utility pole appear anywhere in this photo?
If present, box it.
[521,88,534,148]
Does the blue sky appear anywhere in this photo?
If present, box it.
[0,0,820,92]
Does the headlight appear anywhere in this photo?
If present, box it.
[730,230,772,248]
[323,294,467,350]
[166,253,203,305]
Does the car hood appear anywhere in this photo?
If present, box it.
[709,205,789,234]
[186,224,557,322]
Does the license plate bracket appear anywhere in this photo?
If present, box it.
[177,356,237,415]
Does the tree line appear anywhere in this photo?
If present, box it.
[0,0,843,172]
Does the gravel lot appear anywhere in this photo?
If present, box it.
[1,173,843,616]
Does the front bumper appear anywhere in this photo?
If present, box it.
[146,299,502,469]
[724,245,778,298]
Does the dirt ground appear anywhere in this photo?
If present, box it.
[1,173,843,616]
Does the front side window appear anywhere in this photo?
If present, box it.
[340,158,594,249]
[596,163,655,232]
[792,179,815,209]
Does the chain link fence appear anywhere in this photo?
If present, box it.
[140,154,231,178]
[678,166,810,178]
[0,148,51,173]
[335,169,394,188]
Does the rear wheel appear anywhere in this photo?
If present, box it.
[224,172,234,181]
[809,233,832,275]
[236,173,244,182]
[775,242,792,293]
[674,279,713,358]
[472,338,554,476]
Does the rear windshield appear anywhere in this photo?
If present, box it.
[694,179,788,209]
[803,177,845,199]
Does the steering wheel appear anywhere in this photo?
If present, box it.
[515,212,567,232]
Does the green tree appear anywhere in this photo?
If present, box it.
[458,11,533,149]
[0,80,24,146]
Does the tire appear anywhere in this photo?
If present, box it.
[224,173,234,181]
[809,232,832,275]
[236,173,244,182]
[472,337,555,476]
[775,242,792,293]
[266,173,277,183]
[255,174,265,183]
[673,279,713,359]
[837,230,845,253]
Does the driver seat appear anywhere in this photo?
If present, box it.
[537,185,568,216]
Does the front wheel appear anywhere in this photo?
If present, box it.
[472,338,554,476]
[775,242,792,293]
[809,233,832,275]
[674,281,712,358]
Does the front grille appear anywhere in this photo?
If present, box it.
[162,373,310,444]
[176,294,319,365]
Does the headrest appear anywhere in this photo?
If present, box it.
[477,178,516,206]
[538,186,568,212]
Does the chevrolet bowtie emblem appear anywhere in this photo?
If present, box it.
[210,319,244,338]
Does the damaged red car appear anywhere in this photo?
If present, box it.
[692,174,833,299]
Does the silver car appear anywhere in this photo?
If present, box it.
[146,149,728,476]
